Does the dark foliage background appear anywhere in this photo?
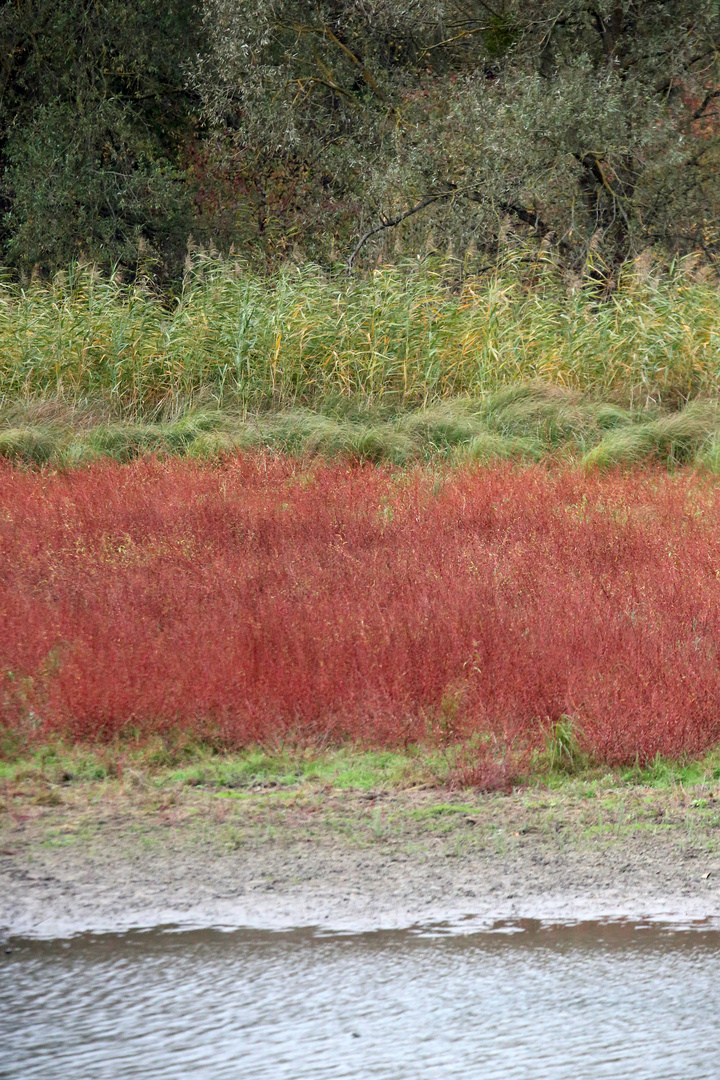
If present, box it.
[0,0,201,279]
[1,1,719,280]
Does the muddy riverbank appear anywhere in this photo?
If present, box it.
[2,771,719,936]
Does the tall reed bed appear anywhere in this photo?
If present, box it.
[3,456,720,766]
[1,258,719,411]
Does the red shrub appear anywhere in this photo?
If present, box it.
[2,456,720,765]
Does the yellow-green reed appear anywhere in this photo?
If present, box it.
[1,256,719,414]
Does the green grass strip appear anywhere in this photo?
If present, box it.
[4,385,720,470]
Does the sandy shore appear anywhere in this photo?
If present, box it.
[2,779,719,938]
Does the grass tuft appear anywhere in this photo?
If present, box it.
[583,400,720,469]
[544,717,587,775]
[0,426,56,463]
[458,430,543,463]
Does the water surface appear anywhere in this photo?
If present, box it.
[3,920,719,1079]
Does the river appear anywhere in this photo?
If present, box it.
[3,919,719,1078]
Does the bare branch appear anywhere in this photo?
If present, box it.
[693,88,720,120]
[347,194,452,269]
[279,21,385,101]
[321,26,385,102]
[417,25,491,62]
[467,191,552,236]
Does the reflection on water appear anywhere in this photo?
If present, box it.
[2,920,720,1079]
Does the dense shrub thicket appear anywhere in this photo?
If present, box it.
[1,2,719,281]
[3,457,720,764]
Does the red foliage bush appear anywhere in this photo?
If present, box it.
[2,456,720,765]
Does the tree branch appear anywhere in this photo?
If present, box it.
[321,26,385,101]
[693,88,720,120]
[588,3,623,61]
[293,75,357,105]
[417,25,492,62]
[498,201,551,234]
[347,194,452,268]
[466,191,552,236]
[280,22,385,101]
[348,186,559,269]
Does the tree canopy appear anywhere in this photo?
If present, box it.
[2,1,719,279]
[0,0,201,278]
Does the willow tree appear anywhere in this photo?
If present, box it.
[0,0,202,278]
[195,0,720,271]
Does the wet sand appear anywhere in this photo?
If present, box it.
[2,781,719,937]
